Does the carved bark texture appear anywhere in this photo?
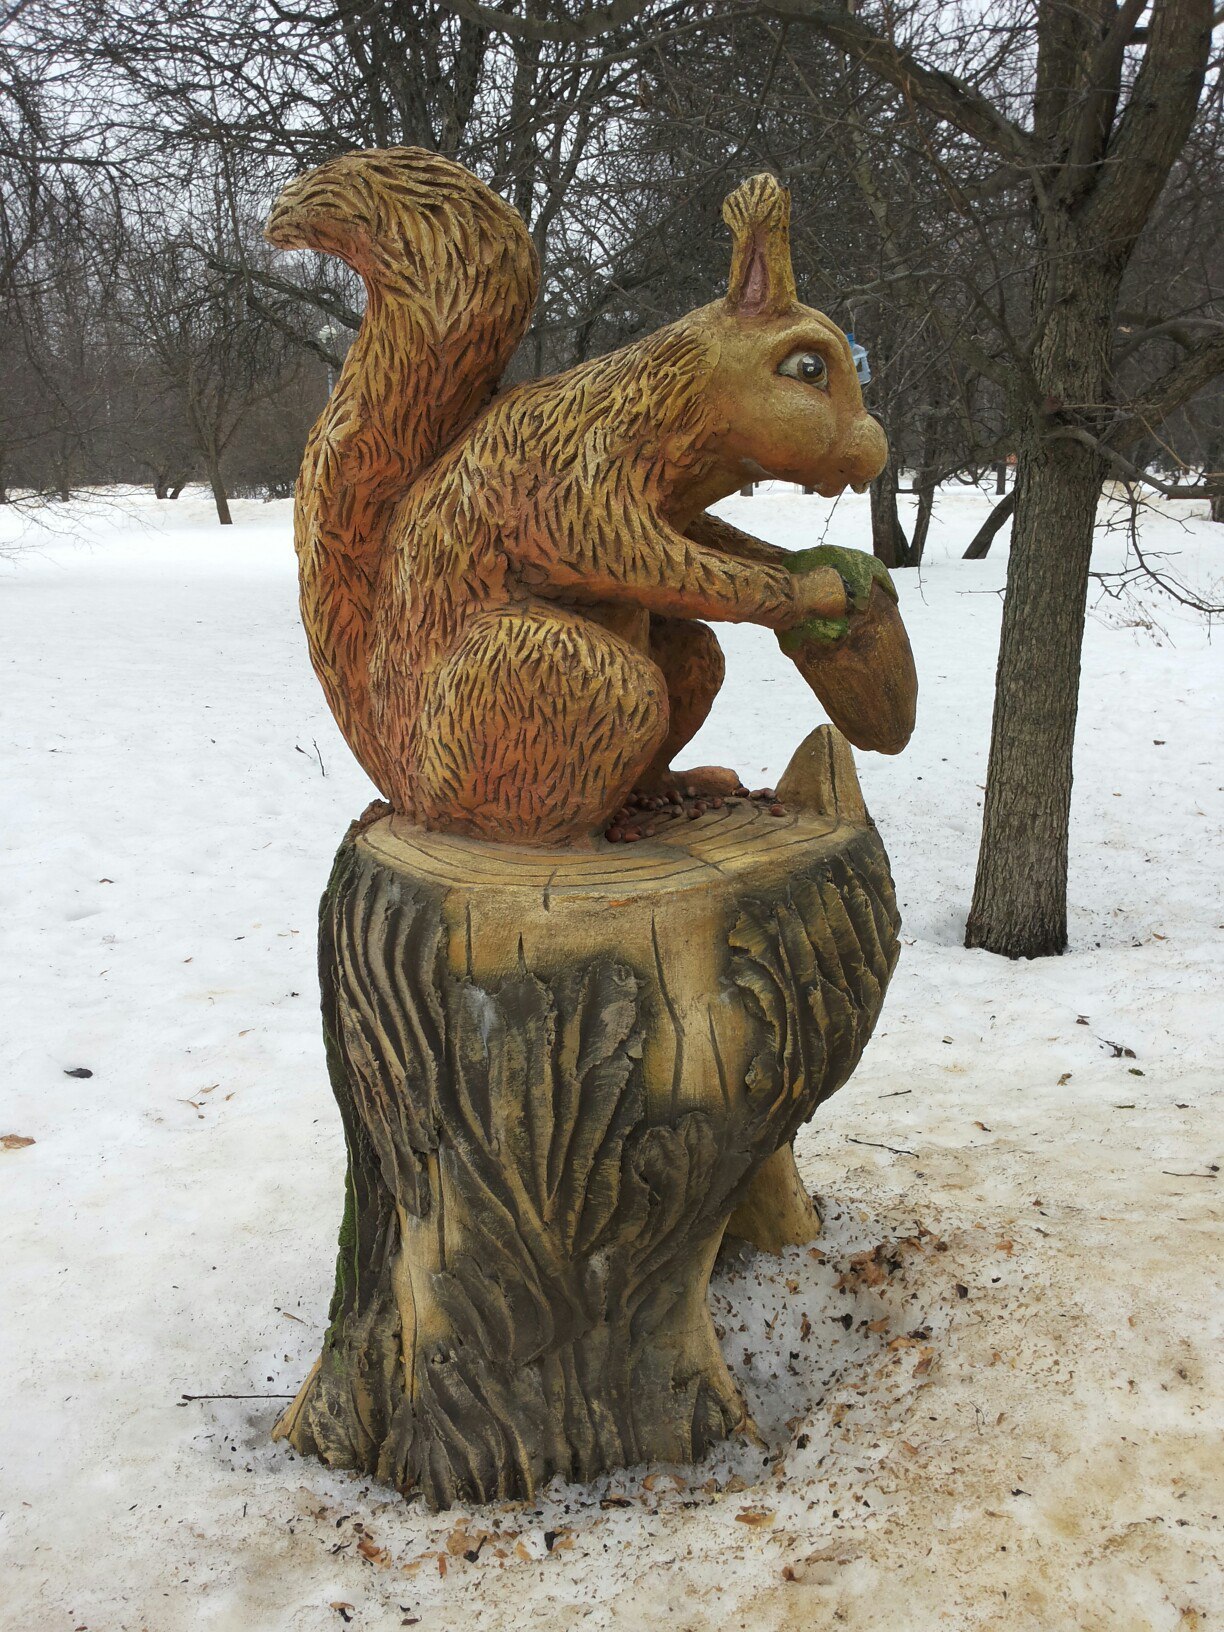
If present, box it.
[277,788,899,1508]
[724,1142,824,1254]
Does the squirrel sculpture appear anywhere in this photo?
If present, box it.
[266,148,904,844]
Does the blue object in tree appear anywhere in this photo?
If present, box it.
[845,331,871,386]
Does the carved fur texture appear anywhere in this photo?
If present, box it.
[267,149,889,842]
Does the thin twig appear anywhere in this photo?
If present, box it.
[846,1135,917,1156]
[178,1392,295,1402]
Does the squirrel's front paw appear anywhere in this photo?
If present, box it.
[777,561,847,646]
[780,547,897,649]
[787,563,847,630]
[789,546,897,611]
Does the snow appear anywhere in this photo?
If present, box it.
[1,484,1221,1632]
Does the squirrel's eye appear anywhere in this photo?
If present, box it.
[778,350,828,388]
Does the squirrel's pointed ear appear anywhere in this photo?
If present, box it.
[722,173,797,317]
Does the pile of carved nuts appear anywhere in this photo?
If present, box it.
[604,786,788,843]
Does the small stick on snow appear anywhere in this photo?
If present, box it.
[178,1392,295,1403]
[846,1135,917,1157]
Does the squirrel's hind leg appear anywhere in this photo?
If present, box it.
[413,606,668,845]
[636,618,740,797]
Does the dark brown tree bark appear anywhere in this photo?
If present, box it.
[963,490,1015,559]
[205,446,232,525]
[907,472,936,567]
[870,460,909,567]
[966,403,1106,954]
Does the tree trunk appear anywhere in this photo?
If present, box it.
[907,474,936,566]
[963,489,1016,559]
[966,248,1113,957]
[870,460,909,567]
[206,449,232,525]
[276,728,900,1507]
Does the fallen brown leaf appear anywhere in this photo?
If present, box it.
[2,1134,34,1151]
[736,1508,776,1526]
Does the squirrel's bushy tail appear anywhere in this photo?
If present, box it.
[267,147,539,793]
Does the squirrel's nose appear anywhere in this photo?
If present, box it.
[843,414,888,490]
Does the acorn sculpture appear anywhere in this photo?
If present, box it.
[265,148,917,1507]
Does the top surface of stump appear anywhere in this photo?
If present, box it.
[361,799,867,898]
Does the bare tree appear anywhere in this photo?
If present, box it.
[117,187,310,523]
[6,0,1221,944]
[443,0,1223,958]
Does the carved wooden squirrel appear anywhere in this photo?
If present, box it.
[266,148,893,844]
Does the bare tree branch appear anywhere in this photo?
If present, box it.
[760,0,1037,165]
[1085,0,1215,246]
[1111,332,1224,449]
[438,0,1038,163]
[1048,425,1220,498]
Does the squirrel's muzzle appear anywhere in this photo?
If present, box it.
[840,413,888,495]
[808,413,888,499]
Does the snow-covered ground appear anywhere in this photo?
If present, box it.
[1,484,1220,1632]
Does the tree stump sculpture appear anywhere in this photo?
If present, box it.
[265,148,917,1506]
